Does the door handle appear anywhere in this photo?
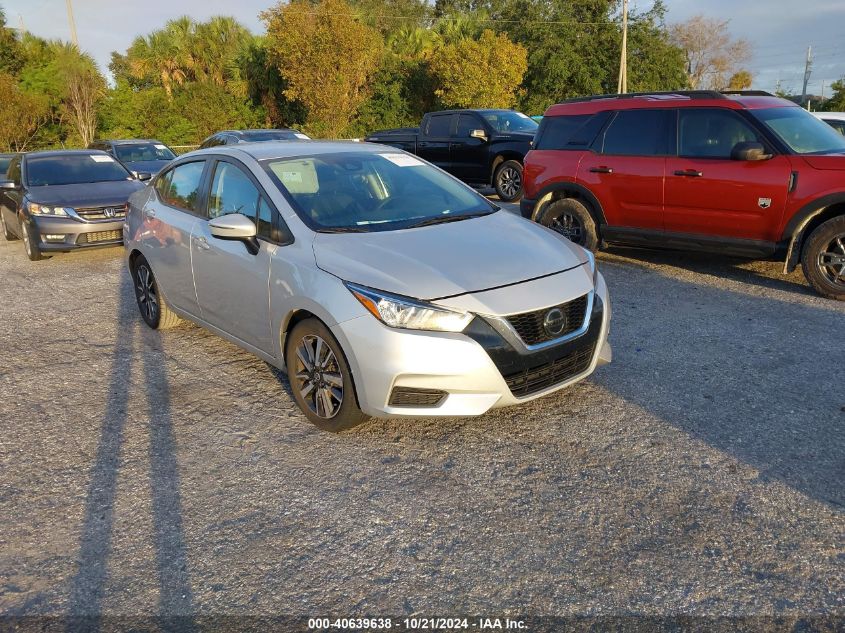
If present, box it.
[144,207,156,219]
[673,169,703,177]
[193,235,210,251]
[589,166,613,174]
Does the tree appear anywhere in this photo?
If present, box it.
[727,70,753,91]
[821,78,845,112]
[53,45,106,146]
[0,71,49,151]
[0,7,22,76]
[429,29,526,108]
[670,15,751,90]
[262,0,383,137]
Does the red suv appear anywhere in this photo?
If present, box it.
[521,90,845,300]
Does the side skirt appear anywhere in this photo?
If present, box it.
[602,226,781,260]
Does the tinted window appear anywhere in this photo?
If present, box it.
[427,115,453,137]
[208,162,259,220]
[114,143,176,162]
[455,114,480,138]
[679,109,764,158]
[240,130,308,142]
[752,107,845,155]
[0,156,12,177]
[601,110,672,156]
[200,135,224,149]
[534,115,591,150]
[480,110,538,134]
[26,154,132,186]
[824,119,845,135]
[257,197,274,239]
[7,157,21,185]
[265,151,494,233]
[157,161,205,211]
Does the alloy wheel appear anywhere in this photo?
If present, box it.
[135,263,159,322]
[497,166,521,199]
[293,334,344,419]
[550,212,584,244]
[818,232,845,288]
[21,222,31,256]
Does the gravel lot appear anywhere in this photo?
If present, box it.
[0,202,843,630]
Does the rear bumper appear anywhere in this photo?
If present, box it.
[30,216,124,251]
[519,197,536,219]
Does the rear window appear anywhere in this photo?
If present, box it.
[534,113,610,150]
[26,154,132,187]
[241,130,309,142]
[114,143,176,163]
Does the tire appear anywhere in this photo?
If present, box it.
[132,255,182,328]
[539,198,600,251]
[493,159,524,202]
[1,211,17,241]
[285,318,369,432]
[19,218,46,261]
[801,215,845,300]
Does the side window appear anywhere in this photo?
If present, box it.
[157,161,205,212]
[8,157,21,185]
[257,197,274,240]
[534,115,591,150]
[678,109,764,159]
[601,109,672,156]
[427,114,453,137]
[208,162,260,220]
[454,114,480,138]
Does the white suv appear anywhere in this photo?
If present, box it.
[124,142,612,431]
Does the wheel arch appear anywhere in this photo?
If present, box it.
[781,194,845,273]
[529,182,607,228]
[490,151,525,183]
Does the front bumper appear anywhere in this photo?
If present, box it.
[332,274,611,418]
[30,216,124,252]
[519,197,536,219]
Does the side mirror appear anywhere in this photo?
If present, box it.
[208,213,259,254]
[0,180,15,189]
[470,129,488,141]
[134,171,152,181]
[731,141,771,161]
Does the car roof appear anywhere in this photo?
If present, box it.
[815,112,845,121]
[545,91,797,117]
[186,140,390,161]
[98,139,166,145]
[221,129,297,136]
[25,149,111,159]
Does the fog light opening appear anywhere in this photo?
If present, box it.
[44,234,66,242]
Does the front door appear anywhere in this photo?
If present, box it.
[664,108,792,241]
[191,159,274,354]
[450,113,489,182]
[577,109,673,231]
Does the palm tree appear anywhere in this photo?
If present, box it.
[128,30,188,99]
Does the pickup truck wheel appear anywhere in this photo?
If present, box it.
[802,215,845,300]
[494,160,523,202]
[539,198,599,251]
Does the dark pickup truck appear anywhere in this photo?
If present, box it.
[365,109,538,202]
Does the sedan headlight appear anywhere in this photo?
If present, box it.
[585,249,598,285]
[345,282,473,332]
[28,203,69,216]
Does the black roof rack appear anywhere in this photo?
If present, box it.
[558,89,775,104]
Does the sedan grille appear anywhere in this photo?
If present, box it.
[75,205,127,221]
[506,294,589,346]
[504,344,595,398]
[77,230,122,244]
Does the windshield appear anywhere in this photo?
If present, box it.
[752,107,845,154]
[114,142,176,162]
[481,111,539,134]
[264,151,495,232]
[243,130,309,142]
[27,154,133,187]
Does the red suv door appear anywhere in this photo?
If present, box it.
[664,108,792,241]
[577,108,673,231]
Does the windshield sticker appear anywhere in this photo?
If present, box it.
[293,133,310,140]
[154,144,167,150]
[381,153,424,167]
[90,155,114,162]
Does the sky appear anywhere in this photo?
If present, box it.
[5,0,845,99]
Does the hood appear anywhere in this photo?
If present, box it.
[313,210,589,301]
[122,159,171,174]
[28,180,145,207]
[801,153,845,171]
[495,132,536,143]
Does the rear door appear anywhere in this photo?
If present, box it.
[0,156,24,235]
[664,108,791,241]
[418,113,454,172]
[449,112,490,182]
[140,160,208,316]
[577,109,673,231]
[190,158,274,354]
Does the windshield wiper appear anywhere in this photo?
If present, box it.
[406,211,492,229]
[318,226,369,233]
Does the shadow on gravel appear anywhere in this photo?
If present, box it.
[66,272,195,631]
[594,258,844,508]
[602,246,815,297]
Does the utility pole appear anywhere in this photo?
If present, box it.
[65,0,79,47]
[800,46,813,107]
[617,0,628,94]
[17,14,24,33]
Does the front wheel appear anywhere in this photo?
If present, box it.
[19,219,46,261]
[801,215,845,300]
[285,318,369,432]
[493,160,523,202]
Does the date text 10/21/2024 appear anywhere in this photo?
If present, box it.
[308,617,528,630]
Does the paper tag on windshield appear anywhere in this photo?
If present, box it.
[90,155,114,162]
[381,153,424,167]
[293,133,310,140]
[154,144,167,150]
